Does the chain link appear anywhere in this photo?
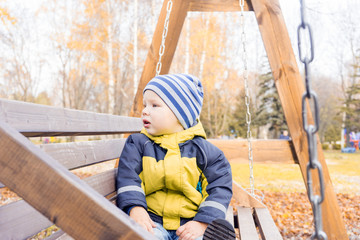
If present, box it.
[297,0,327,239]
[155,0,173,76]
[239,0,254,196]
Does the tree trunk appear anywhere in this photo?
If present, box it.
[106,0,115,114]
[198,13,210,80]
[185,12,190,73]
[133,0,138,96]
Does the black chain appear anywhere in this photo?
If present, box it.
[297,0,327,239]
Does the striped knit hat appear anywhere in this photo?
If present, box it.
[143,73,204,129]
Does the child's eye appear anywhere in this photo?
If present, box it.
[152,104,158,107]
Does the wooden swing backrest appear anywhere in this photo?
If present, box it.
[0,98,155,239]
[0,98,282,240]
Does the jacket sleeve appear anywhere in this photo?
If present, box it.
[193,140,233,224]
[116,134,147,213]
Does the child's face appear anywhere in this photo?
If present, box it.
[142,90,184,136]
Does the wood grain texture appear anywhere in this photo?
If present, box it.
[0,121,155,240]
[84,169,117,197]
[209,139,298,163]
[189,0,253,11]
[130,0,190,117]
[0,200,53,240]
[39,139,126,170]
[232,181,266,208]
[226,207,235,227]
[0,169,118,239]
[1,138,125,185]
[0,99,142,137]
[254,208,283,240]
[250,0,347,237]
[236,207,259,240]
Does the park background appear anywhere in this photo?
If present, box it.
[0,0,359,239]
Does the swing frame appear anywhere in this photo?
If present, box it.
[130,0,347,238]
[0,0,347,239]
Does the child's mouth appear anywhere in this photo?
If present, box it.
[143,119,150,128]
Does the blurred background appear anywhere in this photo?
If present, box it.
[0,0,359,145]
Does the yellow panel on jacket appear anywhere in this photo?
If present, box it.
[141,123,207,230]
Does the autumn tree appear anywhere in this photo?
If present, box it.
[0,4,16,25]
[46,0,93,110]
[329,1,360,146]
[181,14,239,138]
[68,0,118,112]
[0,4,14,98]
[47,0,133,114]
[0,5,44,102]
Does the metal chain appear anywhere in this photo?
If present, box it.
[297,1,327,239]
[239,0,255,196]
[155,0,173,76]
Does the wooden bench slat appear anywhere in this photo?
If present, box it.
[39,139,126,170]
[226,207,235,227]
[237,207,260,240]
[209,139,298,164]
[84,169,117,197]
[0,169,118,239]
[0,99,142,137]
[1,139,123,189]
[0,200,53,240]
[232,181,267,208]
[254,208,283,240]
[0,121,154,240]
[1,139,125,189]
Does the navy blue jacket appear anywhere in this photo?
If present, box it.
[116,124,232,230]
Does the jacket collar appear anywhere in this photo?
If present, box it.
[141,121,206,149]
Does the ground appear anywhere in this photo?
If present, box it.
[0,151,359,239]
[229,150,360,239]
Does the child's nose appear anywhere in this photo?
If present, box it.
[142,107,149,115]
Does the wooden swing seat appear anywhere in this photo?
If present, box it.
[0,99,282,239]
[228,182,283,240]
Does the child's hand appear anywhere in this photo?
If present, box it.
[176,220,208,240]
[129,206,156,234]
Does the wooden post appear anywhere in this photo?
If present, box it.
[130,0,190,117]
[130,0,254,118]
[250,0,348,238]
[129,0,347,237]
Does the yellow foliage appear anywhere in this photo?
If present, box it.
[0,6,16,25]
[59,0,117,93]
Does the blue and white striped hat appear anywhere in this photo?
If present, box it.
[143,73,204,129]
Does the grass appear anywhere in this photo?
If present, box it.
[230,150,360,194]
[325,151,360,176]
